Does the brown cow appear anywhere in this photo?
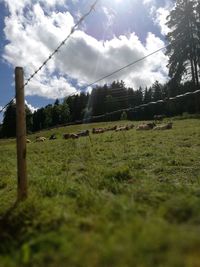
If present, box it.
[136,122,156,131]
[115,126,127,132]
[104,126,117,131]
[71,134,79,139]
[92,128,105,134]
[63,133,79,139]
[63,133,71,139]
[125,124,134,130]
[153,122,173,130]
[77,130,89,137]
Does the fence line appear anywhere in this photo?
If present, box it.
[89,88,200,121]
[25,87,200,133]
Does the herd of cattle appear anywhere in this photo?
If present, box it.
[27,121,173,143]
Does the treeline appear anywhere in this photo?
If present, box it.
[0,80,199,138]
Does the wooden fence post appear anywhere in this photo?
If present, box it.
[15,67,28,201]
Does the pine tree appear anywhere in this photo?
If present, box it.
[143,87,152,104]
[2,101,16,137]
[2,101,33,137]
[166,0,199,87]
[195,1,200,73]
[152,81,163,101]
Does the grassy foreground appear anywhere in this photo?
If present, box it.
[0,118,200,267]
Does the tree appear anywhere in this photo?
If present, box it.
[2,101,16,137]
[152,81,163,101]
[2,101,33,137]
[52,103,61,126]
[0,124,3,138]
[135,87,143,106]
[195,1,200,72]
[166,0,199,87]
[60,101,70,124]
[143,87,152,104]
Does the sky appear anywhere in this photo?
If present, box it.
[0,0,173,122]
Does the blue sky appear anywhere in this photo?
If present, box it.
[0,0,173,122]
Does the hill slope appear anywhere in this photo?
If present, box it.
[0,119,200,267]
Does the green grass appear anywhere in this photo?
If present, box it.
[0,119,200,267]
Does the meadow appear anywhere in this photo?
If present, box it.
[0,118,200,267]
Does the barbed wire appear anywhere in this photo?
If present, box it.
[24,0,99,87]
[85,46,169,89]
[89,88,200,121]
[65,35,187,101]
[0,0,99,115]
[0,97,15,115]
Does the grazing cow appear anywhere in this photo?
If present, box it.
[71,133,79,139]
[153,122,173,130]
[104,126,117,132]
[63,133,71,139]
[77,130,89,137]
[36,136,46,142]
[49,134,57,140]
[136,122,156,131]
[63,133,79,139]
[125,124,134,130]
[115,126,127,132]
[92,128,105,134]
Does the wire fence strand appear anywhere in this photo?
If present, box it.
[0,0,99,115]
[89,88,200,121]
[0,97,15,115]
[24,0,99,88]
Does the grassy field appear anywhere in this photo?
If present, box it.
[0,118,200,267]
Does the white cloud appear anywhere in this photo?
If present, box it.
[25,100,38,113]
[55,30,169,90]
[25,74,77,99]
[3,0,169,100]
[102,6,116,28]
[155,7,170,35]
[143,0,173,36]
[4,0,67,14]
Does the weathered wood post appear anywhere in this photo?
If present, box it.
[15,67,28,201]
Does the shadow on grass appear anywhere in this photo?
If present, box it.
[0,199,32,254]
[0,201,19,229]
